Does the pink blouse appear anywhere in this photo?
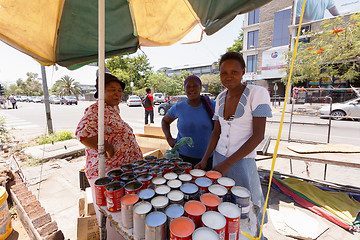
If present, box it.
[76,102,143,180]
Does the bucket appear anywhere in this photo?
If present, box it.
[201,211,226,240]
[192,227,220,240]
[121,194,139,229]
[133,201,152,239]
[105,181,124,212]
[169,216,195,240]
[184,200,206,228]
[200,193,221,211]
[145,211,167,240]
[230,186,251,219]
[205,170,222,183]
[94,177,112,206]
[218,202,241,240]
[0,187,12,240]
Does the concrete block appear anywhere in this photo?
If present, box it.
[17,190,32,199]
[23,200,41,213]
[28,207,47,220]
[19,195,37,206]
[44,230,65,240]
[38,221,58,237]
[32,213,52,229]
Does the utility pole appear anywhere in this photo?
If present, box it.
[41,65,53,134]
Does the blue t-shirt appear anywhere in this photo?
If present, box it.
[167,99,216,159]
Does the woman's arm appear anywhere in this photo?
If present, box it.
[195,120,221,169]
[161,114,176,148]
[212,117,266,175]
[80,135,115,158]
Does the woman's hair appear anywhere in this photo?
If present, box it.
[219,51,246,70]
[184,75,201,89]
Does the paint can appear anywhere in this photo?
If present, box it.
[120,172,137,183]
[124,180,143,195]
[200,193,221,211]
[205,170,222,183]
[106,168,124,181]
[137,173,153,189]
[155,185,171,196]
[164,172,178,181]
[169,157,183,167]
[121,194,139,229]
[217,177,235,201]
[178,162,193,174]
[165,204,184,222]
[161,163,176,173]
[120,163,134,173]
[151,196,169,211]
[138,188,155,202]
[145,155,158,162]
[169,216,195,240]
[172,167,185,175]
[0,187,12,240]
[208,184,228,202]
[133,201,152,239]
[230,186,251,219]
[184,200,206,228]
[156,158,169,165]
[192,227,220,240]
[201,211,226,240]
[94,177,112,206]
[133,166,148,175]
[178,173,192,183]
[144,162,159,170]
[167,190,185,205]
[167,179,182,190]
[195,177,212,195]
[149,167,164,177]
[180,183,199,201]
[105,181,124,212]
[218,202,241,240]
[151,176,166,189]
[145,211,167,240]
[190,169,206,181]
[134,159,148,167]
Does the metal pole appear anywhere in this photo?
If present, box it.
[288,98,295,142]
[327,97,332,143]
[40,65,53,134]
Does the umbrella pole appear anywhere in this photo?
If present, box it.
[98,0,107,239]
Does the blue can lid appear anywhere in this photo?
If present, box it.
[166,204,184,219]
[146,211,167,227]
[180,183,198,194]
[138,188,155,200]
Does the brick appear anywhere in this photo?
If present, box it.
[32,213,52,229]
[19,195,36,206]
[23,200,41,213]
[17,190,32,199]
[44,230,65,240]
[11,182,26,191]
[37,221,58,237]
[28,207,46,220]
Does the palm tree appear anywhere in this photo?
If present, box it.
[54,75,82,97]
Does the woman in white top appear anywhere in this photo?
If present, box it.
[195,52,272,222]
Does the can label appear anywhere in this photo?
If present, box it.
[94,184,107,206]
[225,216,240,240]
[106,188,124,212]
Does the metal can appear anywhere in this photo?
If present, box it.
[105,181,124,212]
[138,188,155,202]
[195,177,212,195]
[169,158,183,167]
[200,193,221,211]
[201,211,226,240]
[137,173,153,189]
[133,166,148,175]
[190,169,206,181]
[133,201,152,239]
[184,200,206,228]
[121,194,139,229]
[180,183,199,201]
[149,167,164,177]
[106,169,124,181]
[145,155,158,162]
[172,167,185,175]
[218,202,241,240]
[217,177,235,202]
[178,162,192,173]
[124,180,143,195]
[178,173,192,183]
[208,184,228,202]
[167,179,182,190]
[169,216,195,240]
[165,204,184,222]
[120,163,134,173]
[161,163,176,173]
[151,176,166,189]
[120,172,137,183]
[134,159,147,167]
[144,162,159,170]
[94,177,112,206]
[156,158,169,165]
[145,211,167,240]
[151,196,169,211]
[205,170,222,183]
[167,190,185,205]
[192,227,220,240]
[164,172,178,181]
[230,186,251,219]
[155,185,171,196]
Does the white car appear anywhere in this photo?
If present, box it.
[127,95,142,107]
[153,93,165,105]
[319,97,360,120]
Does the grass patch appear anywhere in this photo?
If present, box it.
[34,131,75,145]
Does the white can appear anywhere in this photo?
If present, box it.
[218,202,241,240]
[167,179,182,190]
[192,227,220,240]
[167,190,185,205]
[208,184,228,202]
[151,195,169,211]
[179,173,192,183]
[133,201,152,239]
[164,172,178,181]
[155,185,171,196]
[201,211,226,240]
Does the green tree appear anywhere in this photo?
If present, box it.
[282,13,360,85]
[52,75,81,97]
[227,31,244,53]
[200,74,222,96]
[24,72,43,96]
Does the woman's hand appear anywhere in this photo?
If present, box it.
[194,159,208,170]
[212,160,232,175]
[104,141,115,158]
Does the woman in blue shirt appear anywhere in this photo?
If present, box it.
[161,75,215,170]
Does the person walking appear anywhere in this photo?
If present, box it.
[144,87,154,125]
[9,94,17,109]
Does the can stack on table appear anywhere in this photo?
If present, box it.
[94,156,252,240]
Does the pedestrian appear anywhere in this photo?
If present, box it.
[144,87,154,125]
[9,94,17,109]
[162,75,215,170]
[76,72,143,239]
[195,52,272,228]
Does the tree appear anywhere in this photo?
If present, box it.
[52,75,81,97]
[282,13,360,85]
[227,31,244,53]
[23,72,43,96]
[200,74,223,96]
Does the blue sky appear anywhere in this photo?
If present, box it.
[0,15,244,87]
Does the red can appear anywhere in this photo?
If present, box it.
[172,167,185,175]
[200,193,221,211]
[184,200,206,228]
[195,177,212,195]
[205,170,222,183]
[169,158,183,167]
[169,216,195,240]
[120,172,137,183]
[120,163,134,173]
[201,211,226,240]
[161,163,175,173]
[178,162,192,174]
[94,177,112,206]
[137,173,153,189]
[149,167,164,177]
[144,155,158,162]
[107,169,124,181]
[218,202,241,240]
[144,162,159,170]
[133,166,148,175]
[125,180,143,195]
[105,181,124,212]
[189,169,205,181]
[134,159,147,167]
[156,158,169,165]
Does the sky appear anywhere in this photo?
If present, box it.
[0,15,244,88]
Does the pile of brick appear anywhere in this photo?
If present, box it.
[9,175,65,240]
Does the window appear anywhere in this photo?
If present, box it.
[248,9,259,25]
[247,30,259,49]
[272,9,291,47]
[247,55,257,73]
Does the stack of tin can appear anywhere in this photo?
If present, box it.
[94,156,252,240]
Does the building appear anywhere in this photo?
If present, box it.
[159,62,219,78]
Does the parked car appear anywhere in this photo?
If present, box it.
[158,95,187,115]
[33,97,42,103]
[200,92,215,100]
[20,96,30,102]
[49,96,61,104]
[153,93,165,105]
[60,96,78,105]
[319,97,360,120]
[126,95,142,107]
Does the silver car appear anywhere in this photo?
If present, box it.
[319,97,360,120]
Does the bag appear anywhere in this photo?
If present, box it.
[141,94,151,108]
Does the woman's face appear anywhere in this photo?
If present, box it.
[104,81,123,107]
[220,59,245,90]
[185,79,201,101]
